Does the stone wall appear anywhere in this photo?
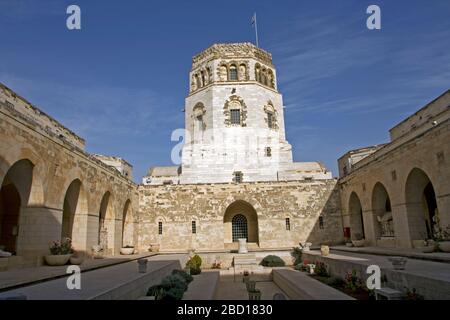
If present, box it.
[0,88,139,266]
[138,179,343,252]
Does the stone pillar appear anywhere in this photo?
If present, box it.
[362,210,377,246]
[16,206,63,265]
[238,238,248,253]
[392,204,413,248]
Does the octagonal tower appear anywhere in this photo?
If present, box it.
[180,43,295,184]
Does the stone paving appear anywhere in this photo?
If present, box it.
[0,253,157,291]
[0,254,187,300]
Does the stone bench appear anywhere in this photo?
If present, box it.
[273,269,354,300]
[183,271,220,300]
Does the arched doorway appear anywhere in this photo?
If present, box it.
[405,168,438,240]
[0,159,33,255]
[372,183,395,239]
[61,179,88,249]
[121,199,134,247]
[223,200,258,246]
[349,192,365,240]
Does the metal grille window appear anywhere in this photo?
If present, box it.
[285,218,291,231]
[158,221,163,235]
[267,112,274,129]
[230,109,241,125]
[229,66,238,80]
[192,221,197,234]
[232,214,248,242]
[319,216,324,229]
[233,171,243,183]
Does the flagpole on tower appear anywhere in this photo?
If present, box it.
[252,12,259,48]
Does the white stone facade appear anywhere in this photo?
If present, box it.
[144,43,331,185]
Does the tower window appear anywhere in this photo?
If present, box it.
[319,216,324,230]
[192,221,197,234]
[267,113,274,129]
[233,171,243,183]
[265,147,272,157]
[229,65,238,81]
[230,109,241,125]
[285,218,291,231]
[158,221,163,235]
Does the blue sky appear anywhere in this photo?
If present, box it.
[1,0,449,182]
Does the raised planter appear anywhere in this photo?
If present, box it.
[439,241,450,253]
[388,257,407,270]
[44,254,71,266]
[421,246,435,253]
[149,243,160,252]
[352,240,365,247]
[120,247,135,255]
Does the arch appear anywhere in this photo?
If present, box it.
[224,95,247,127]
[229,64,238,81]
[371,182,395,238]
[195,74,201,89]
[98,191,114,250]
[405,168,438,240]
[121,199,134,247]
[261,68,268,86]
[255,64,261,82]
[223,200,259,245]
[61,179,88,250]
[239,63,247,81]
[267,69,275,88]
[0,159,34,254]
[348,192,365,240]
[218,64,228,81]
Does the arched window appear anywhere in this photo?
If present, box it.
[229,65,238,81]
[201,71,206,87]
[195,74,201,89]
[224,95,247,127]
[261,68,267,86]
[268,70,275,88]
[239,64,247,81]
[232,214,248,242]
[230,109,241,125]
[255,64,261,82]
[264,102,277,129]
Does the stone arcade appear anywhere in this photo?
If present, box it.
[0,42,449,270]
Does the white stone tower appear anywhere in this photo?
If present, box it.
[143,43,332,185]
[180,43,293,184]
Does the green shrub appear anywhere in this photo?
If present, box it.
[186,254,202,274]
[260,255,286,267]
[190,266,202,275]
[314,262,329,277]
[172,269,193,284]
[147,273,188,300]
[344,269,362,292]
[291,247,302,266]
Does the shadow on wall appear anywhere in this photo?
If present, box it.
[305,183,344,247]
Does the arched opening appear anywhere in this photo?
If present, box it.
[405,168,438,240]
[223,200,258,247]
[255,64,261,82]
[121,199,134,247]
[61,179,88,249]
[349,192,365,240]
[98,191,113,251]
[229,65,238,81]
[195,74,201,89]
[0,159,33,255]
[372,182,395,239]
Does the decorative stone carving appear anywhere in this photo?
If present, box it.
[223,95,247,127]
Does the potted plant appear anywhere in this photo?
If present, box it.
[120,245,135,255]
[351,233,365,247]
[44,238,73,266]
[299,242,312,252]
[69,250,84,265]
[149,243,160,252]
